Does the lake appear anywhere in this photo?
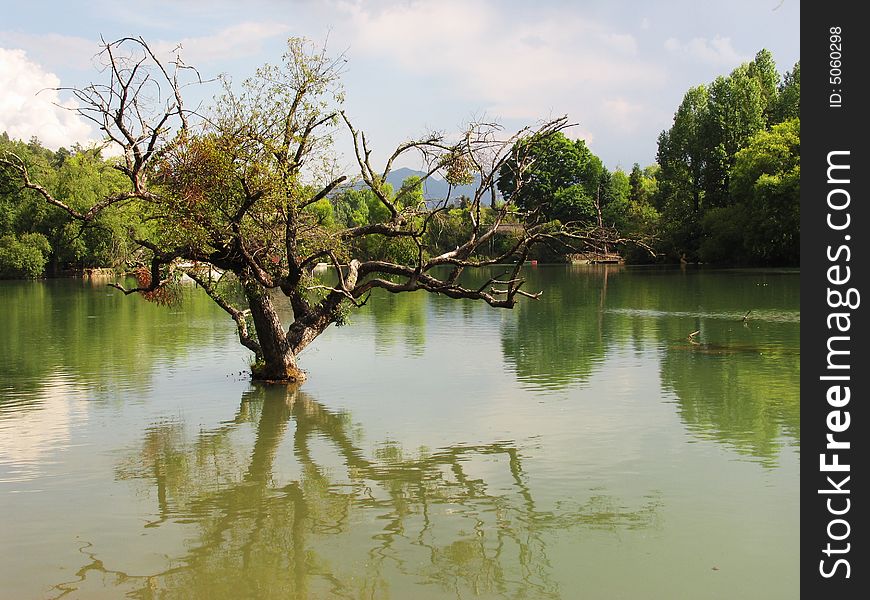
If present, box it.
[0,265,800,599]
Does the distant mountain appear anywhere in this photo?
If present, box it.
[347,167,489,203]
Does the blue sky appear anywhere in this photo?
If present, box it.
[1,0,799,172]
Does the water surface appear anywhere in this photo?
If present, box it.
[0,266,800,598]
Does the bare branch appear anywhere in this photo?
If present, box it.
[186,267,262,356]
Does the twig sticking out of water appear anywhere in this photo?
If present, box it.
[742,310,752,322]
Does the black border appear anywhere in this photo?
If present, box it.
[801,3,869,596]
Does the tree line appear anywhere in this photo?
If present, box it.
[0,132,145,278]
[1,48,799,281]
[490,48,799,265]
[655,49,799,265]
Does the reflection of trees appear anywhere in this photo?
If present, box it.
[1,279,227,406]
[500,266,621,388]
[500,265,800,463]
[660,328,800,463]
[87,386,660,599]
[362,289,427,356]
[648,270,801,462]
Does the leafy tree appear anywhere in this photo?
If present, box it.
[2,37,614,382]
[53,150,141,268]
[610,165,659,263]
[0,233,51,278]
[654,49,799,263]
[1,134,142,274]
[729,118,800,264]
[698,205,750,264]
[331,187,374,228]
[497,132,603,224]
[746,48,781,126]
[773,62,800,123]
[1,136,59,275]
[601,168,630,230]
[702,64,766,207]
[657,85,709,216]
[628,163,645,205]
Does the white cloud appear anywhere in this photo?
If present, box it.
[0,23,291,151]
[0,48,93,150]
[154,22,292,65]
[0,22,292,74]
[599,32,638,55]
[600,97,649,133]
[336,0,662,124]
[663,35,749,67]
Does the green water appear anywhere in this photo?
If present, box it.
[0,266,799,599]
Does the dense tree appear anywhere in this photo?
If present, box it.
[0,136,57,277]
[628,163,645,205]
[0,134,142,276]
[702,63,767,207]
[600,168,630,230]
[729,118,799,264]
[496,132,604,224]
[746,48,781,127]
[0,233,51,278]
[1,37,617,382]
[654,49,799,264]
[773,62,800,123]
[656,85,708,215]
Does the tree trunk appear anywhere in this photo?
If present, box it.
[245,282,306,383]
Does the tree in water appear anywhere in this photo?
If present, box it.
[1,37,622,382]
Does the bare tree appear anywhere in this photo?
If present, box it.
[1,37,627,382]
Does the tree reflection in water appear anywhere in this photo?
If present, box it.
[50,385,661,599]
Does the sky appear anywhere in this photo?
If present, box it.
[0,0,799,173]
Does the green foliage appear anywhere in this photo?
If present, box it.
[629,164,645,205]
[394,175,425,209]
[702,64,767,207]
[601,169,631,230]
[362,234,420,265]
[331,188,372,227]
[305,197,336,228]
[746,49,781,126]
[424,207,472,253]
[497,132,603,224]
[728,118,800,264]
[621,164,661,260]
[608,169,630,205]
[654,49,800,264]
[1,134,141,276]
[699,205,749,263]
[330,180,429,264]
[331,182,400,229]
[552,184,596,223]
[773,62,800,124]
[699,120,799,265]
[55,150,140,267]
[656,85,709,215]
[0,233,51,278]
